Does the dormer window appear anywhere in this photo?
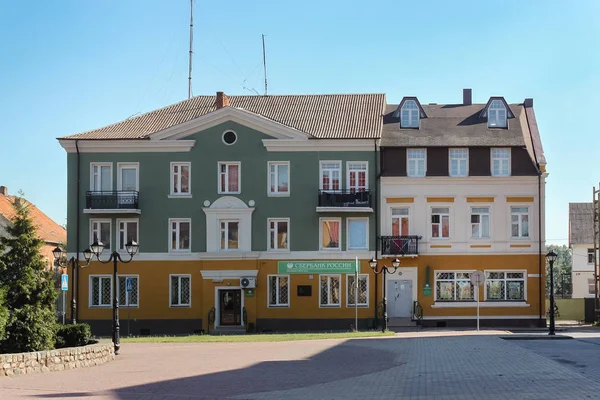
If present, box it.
[488,100,507,128]
[401,100,420,128]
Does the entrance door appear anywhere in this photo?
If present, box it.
[387,280,413,317]
[219,289,242,326]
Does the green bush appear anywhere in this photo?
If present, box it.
[56,323,92,348]
[0,288,7,342]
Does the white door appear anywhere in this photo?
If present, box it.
[387,279,413,317]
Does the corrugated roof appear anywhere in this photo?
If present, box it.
[60,94,386,140]
[569,202,594,245]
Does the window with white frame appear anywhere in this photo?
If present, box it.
[117,219,138,251]
[471,207,490,239]
[171,162,191,195]
[170,275,191,306]
[347,162,368,192]
[90,219,111,251]
[347,218,368,250]
[485,271,525,301]
[268,275,289,307]
[218,162,240,194]
[589,249,595,264]
[400,100,420,128]
[347,274,368,306]
[510,207,530,238]
[118,163,138,191]
[91,163,112,191]
[320,161,341,191]
[449,149,468,177]
[435,272,474,301]
[491,149,511,177]
[392,208,410,236]
[588,278,595,295]
[431,207,450,239]
[169,219,191,252]
[320,275,341,306]
[268,219,289,251]
[268,162,289,195]
[220,220,239,250]
[407,149,426,177]
[118,276,139,307]
[488,100,507,128]
[321,219,341,250]
[90,276,112,307]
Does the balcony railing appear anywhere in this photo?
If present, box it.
[317,190,372,208]
[86,191,139,210]
[380,235,420,256]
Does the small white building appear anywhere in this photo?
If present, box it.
[569,203,596,298]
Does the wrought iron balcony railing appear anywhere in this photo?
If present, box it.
[85,191,139,210]
[380,235,420,256]
[317,189,372,208]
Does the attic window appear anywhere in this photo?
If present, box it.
[400,100,420,128]
[488,100,507,128]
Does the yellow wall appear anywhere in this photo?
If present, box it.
[545,298,585,321]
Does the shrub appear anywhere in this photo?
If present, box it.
[0,288,7,342]
[56,323,92,348]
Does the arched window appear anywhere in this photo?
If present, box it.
[488,100,507,128]
[400,100,420,128]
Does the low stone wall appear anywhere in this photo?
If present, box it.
[0,342,114,377]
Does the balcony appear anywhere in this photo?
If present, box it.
[380,236,420,257]
[84,191,141,214]
[317,190,373,212]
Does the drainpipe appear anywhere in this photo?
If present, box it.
[374,139,379,322]
[75,139,81,323]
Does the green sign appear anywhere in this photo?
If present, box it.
[277,261,356,274]
[422,284,432,297]
[244,289,255,297]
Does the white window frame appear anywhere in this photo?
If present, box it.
[588,248,595,265]
[346,274,369,307]
[390,207,411,236]
[117,162,139,191]
[320,217,342,251]
[346,161,369,192]
[116,218,139,253]
[487,100,508,128]
[448,149,468,178]
[90,162,112,191]
[434,271,475,302]
[430,207,451,240]
[168,218,191,253]
[267,161,290,196]
[169,274,191,307]
[90,219,111,252]
[217,162,241,194]
[510,206,530,239]
[470,207,491,239]
[319,274,341,308]
[483,270,527,301]
[400,100,420,128]
[267,274,290,308]
[346,217,369,251]
[220,219,240,251]
[267,218,290,252]
[407,149,426,178]
[319,160,342,192]
[491,148,511,177]
[118,274,139,308]
[89,275,112,308]
[588,278,596,295]
[169,162,191,197]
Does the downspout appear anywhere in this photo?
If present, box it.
[374,139,379,322]
[75,139,81,323]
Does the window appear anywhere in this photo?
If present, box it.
[91,163,112,191]
[485,272,525,301]
[90,276,112,307]
[347,162,368,192]
[319,275,341,307]
[170,162,191,196]
[90,219,111,251]
[169,219,191,252]
[268,162,289,195]
[449,149,468,177]
[400,100,420,128]
[117,219,138,251]
[268,219,289,251]
[170,275,191,306]
[471,207,490,239]
[220,220,239,250]
[320,161,341,191]
[321,218,341,250]
[118,276,139,307]
[588,278,595,295]
[511,207,530,238]
[347,274,369,307]
[407,149,426,177]
[117,163,138,191]
[268,275,289,307]
[347,218,368,250]
[435,272,474,301]
[491,149,511,177]
[588,249,595,264]
[218,162,240,194]
[222,130,237,145]
[431,207,450,239]
[488,100,507,128]
[392,208,409,236]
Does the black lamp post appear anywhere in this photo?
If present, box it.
[52,246,94,324]
[369,257,400,332]
[87,239,139,355]
[546,250,558,336]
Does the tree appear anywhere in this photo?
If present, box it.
[0,193,58,352]
[545,244,572,298]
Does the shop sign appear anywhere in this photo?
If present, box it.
[277,261,355,274]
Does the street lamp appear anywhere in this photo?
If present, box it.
[546,250,558,336]
[87,239,139,355]
[369,257,400,332]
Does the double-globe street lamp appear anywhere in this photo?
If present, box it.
[546,250,558,336]
[369,257,400,332]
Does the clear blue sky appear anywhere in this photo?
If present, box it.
[1,0,598,245]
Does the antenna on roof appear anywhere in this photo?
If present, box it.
[188,0,194,99]
[262,34,268,96]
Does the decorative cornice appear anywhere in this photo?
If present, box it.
[59,139,195,153]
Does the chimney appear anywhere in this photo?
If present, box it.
[524,98,533,108]
[463,89,472,106]
[216,91,230,109]
[0,186,7,196]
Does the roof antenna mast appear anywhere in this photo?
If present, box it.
[188,0,194,99]
[262,34,268,96]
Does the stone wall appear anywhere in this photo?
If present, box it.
[0,343,114,377]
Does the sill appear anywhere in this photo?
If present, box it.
[267,304,290,308]
[347,248,368,252]
[510,237,531,240]
[218,191,241,195]
[268,192,290,197]
[90,305,112,309]
[320,248,341,251]
[168,194,192,199]
[346,305,369,308]
[407,176,426,178]
[319,304,341,308]
[120,305,139,308]
[169,304,191,308]
[168,250,192,255]
[266,249,291,253]
[432,302,529,308]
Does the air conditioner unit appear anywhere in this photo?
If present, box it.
[240,277,256,289]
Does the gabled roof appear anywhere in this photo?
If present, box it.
[60,93,386,140]
[394,97,428,118]
[569,202,594,246]
[479,97,516,119]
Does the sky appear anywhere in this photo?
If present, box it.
[1,0,599,245]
